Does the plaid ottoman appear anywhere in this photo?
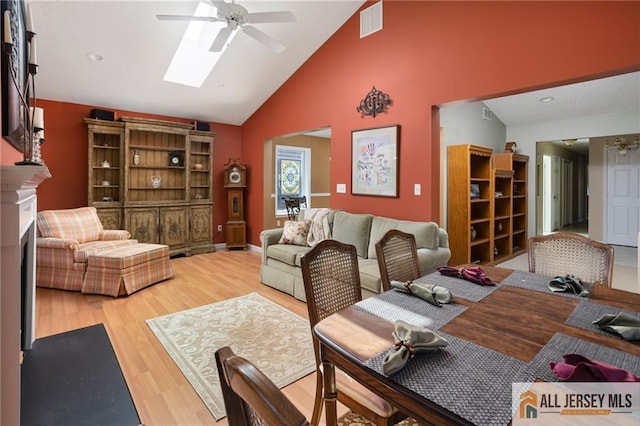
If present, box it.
[82,243,174,296]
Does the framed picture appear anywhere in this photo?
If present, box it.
[1,0,28,151]
[351,125,399,197]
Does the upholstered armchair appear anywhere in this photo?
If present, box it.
[36,207,137,291]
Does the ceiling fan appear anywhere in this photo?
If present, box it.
[157,0,296,53]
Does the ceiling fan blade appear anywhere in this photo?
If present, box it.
[157,14,223,22]
[211,1,233,16]
[245,11,297,24]
[210,26,234,52]
[242,25,286,53]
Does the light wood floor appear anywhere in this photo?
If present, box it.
[34,249,350,425]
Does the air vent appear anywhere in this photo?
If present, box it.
[360,1,383,38]
[482,107,492,121]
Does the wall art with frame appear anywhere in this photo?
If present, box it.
[351,124,399,197]
[1,0,27,151]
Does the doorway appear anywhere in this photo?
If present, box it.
[262,127,331,231]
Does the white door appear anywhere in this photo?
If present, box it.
[551,155,561,231]
[606,150,640,246]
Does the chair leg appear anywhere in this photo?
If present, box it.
[310,368,324,426]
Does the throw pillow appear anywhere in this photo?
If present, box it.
[279,220,310,246]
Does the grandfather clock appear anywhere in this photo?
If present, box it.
[223,159,247,250]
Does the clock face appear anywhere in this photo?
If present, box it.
[171,156,180,165]
[229,171,242,184]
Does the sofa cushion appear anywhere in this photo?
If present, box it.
[37,207,104,244]
[332,211,372,258]
[367,216,440,259]
[278,220,310,246]
[267,244,312,267]
[358,259,384,295]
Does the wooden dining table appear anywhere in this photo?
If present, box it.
[313,265,640,425]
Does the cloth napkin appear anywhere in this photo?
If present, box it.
[547,275,589,297]
[593,312,640,341]
[382,320,449,375]
[390,280,453,307]
[549,353,639,382]
[437,266,495,286]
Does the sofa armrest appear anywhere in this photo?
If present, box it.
[36,237,80,267]
[37,237,80,251]
[99,229,132,240]
[438,228,449,249]
[260,228,284,264]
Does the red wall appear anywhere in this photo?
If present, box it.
[241,1,640,245]
[3,2,639,248]
[1,100,241,244]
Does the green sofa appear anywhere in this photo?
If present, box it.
[259,209,451,301]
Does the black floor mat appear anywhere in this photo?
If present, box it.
[21,324,140,426]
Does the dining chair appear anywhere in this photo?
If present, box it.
[282,196,307,220]
[375,229,421,292]
[527,232,615,287]
[301,239,407,426]
[215,346,309,426]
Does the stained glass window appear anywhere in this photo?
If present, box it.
[275,146,310,215]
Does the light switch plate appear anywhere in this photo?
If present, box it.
[414,184,421,195]
[337,183,346,193]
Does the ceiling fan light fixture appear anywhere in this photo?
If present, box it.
[563,139,577,146]
[606,136,640,156]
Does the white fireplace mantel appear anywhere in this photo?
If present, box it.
[1,164,50,426]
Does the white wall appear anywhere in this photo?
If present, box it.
[507,110,640,239]
[440,101,507,228]
[441,101,639,240]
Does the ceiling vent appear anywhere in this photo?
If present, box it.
[360,1,383,38]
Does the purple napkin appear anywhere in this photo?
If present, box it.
[437,266,495,286]
[549,354,639,382]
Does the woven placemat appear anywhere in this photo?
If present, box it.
[527,333,640,382]
[354,290,467,329]
[363,332,529,426]
[566,301,640,341]
[500,270,592,299]
[414,271,501,302]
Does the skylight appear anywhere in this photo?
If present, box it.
[163,2,237,88]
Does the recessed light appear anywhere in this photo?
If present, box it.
[87,52,103,62]
[539,96,554,103]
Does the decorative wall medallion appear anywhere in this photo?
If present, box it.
[357,86,392,118]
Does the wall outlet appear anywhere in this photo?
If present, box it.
[336,183,346,193]
[217,224,223,232]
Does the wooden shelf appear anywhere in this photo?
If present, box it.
[448,145,529,266]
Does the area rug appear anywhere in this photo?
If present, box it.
[146,292,316,420]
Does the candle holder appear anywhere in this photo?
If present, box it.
[3,4,43,165]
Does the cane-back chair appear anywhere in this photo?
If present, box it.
[528,232,614,287]
[215,346,309,426]
[375,229,421,292]
[301,239,407,426]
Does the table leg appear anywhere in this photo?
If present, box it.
[322,358,338,426]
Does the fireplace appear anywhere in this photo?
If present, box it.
[1,164,50,425]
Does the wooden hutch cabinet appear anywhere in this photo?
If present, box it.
[86,118,125,229]
[86,117,216,256]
